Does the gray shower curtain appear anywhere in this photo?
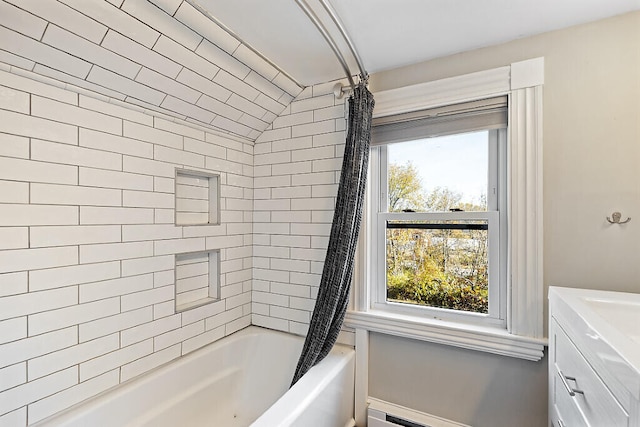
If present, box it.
[291,81,374,386]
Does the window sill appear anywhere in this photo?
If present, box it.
[344,309,546,361]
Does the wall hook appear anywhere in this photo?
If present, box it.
[606,212,631,224]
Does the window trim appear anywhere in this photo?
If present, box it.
[346,58,546,360]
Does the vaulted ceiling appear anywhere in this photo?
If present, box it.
[1,0,638,141]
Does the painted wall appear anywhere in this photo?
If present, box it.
[366,11,640,427]
[0,67,253,425]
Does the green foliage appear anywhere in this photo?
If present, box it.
[385,162,489,314]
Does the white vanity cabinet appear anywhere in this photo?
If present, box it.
[549,287,640,426]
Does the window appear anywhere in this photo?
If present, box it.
[370,98,507,327]
[346,58,545,360]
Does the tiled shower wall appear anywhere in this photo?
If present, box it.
[251,81,349,337]
[0,66,253,425]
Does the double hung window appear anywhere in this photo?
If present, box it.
[370,97,508,326]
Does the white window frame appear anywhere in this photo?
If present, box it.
[346,58,546,361]
[371,128,506,327]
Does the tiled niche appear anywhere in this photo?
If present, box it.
[175,169,220,226]
[175,250,221,312]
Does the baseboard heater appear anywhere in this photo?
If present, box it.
[367,398,471,427]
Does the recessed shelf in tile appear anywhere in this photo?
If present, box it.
[175,250,220,312]
[175,169,219,226]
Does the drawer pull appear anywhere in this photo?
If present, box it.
[558,371,585,396]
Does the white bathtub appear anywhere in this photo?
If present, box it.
[34,326,355,427]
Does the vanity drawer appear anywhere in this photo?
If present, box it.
[553,322,629,426]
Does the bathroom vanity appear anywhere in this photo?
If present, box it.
[549,287,640,426]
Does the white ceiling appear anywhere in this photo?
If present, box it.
[197,0,640,86]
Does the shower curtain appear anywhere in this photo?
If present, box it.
[291,81,374,386]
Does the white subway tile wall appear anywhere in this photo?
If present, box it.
[0,0,303,140]
[251,82,348,336]
[0,69,253,424]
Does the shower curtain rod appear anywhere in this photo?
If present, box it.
[294,0,368,93]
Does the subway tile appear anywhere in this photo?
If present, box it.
[0,109,78,145]
[184,137,226,159]
[253,291,288,307]
[32,139,122,171]
[32,183,121,207]
[28,369,119,424]
[253,93,286,115]
[272,73,303,98]
[211,116,252,138]
[153,238,205,255]
[270,306,309,323]
[5,0,107,44]
[28,334,119,381]
[121,285,173,312]
[272,186,312,199]
[244,71,284,102]
[121,343,180,382]
[182,325,224,355]
[290,223,331,236]
[174,3,239,54]
[80,274,154,303]
[79,128,153,158]
[0,204,78,227]
[291,197,335,211]
[33,64,128,102]
[58,0,159,47]
[80,206,154,225]
[102,31,181,81]
[272,111,314,129]
[291,171,335,186]
[29,261,120,292]
[176,67,231,103]
[237,114,269,133]
[121,0,202,50]
[122,224,183,242]
[234,46,278,81]
[79,95,153,127]
[154,176,175,193]
[271,235,311,248]
[80,167,153,191]
[313,131,345,147]
[87,66,165,106]
[0,272,27,298]
[153,36,218,80]
[0,26,91,79]
[123,190,175,209]
[154,209,175,224]
[0,48,35,71]
[0,407,25,426]
[33,95,122,135]
[0,318,26,346]
[0,2,46,40]
[0,69,77,105]
[213,71,259,102]
[253,268,289,283]
[160,96,216,125]
[30,225,120,248]
[120,314,181,347]
[0,366,77,417]
[80,241,154,264]
[0,362,25,394]
[136,67,200,104]
[0,228,28,251]
[0,327,77,368]
[251,314,288,332]
[80,307,152,343]
[154,300,175,319]
[196,94,243,122]
[272,161,312,176]
[292,120,336,138]
[122,255,174,277]
[271,211,311,223]
[204,306,243,331]
[311,210,334,224]
[0,159,78,189]
[196,40,249,79]
[42,25,140,79]
[0,133,25,161]
[154,118,205,141]
[291,94,334,114]
[271,282,311,298]
[29,298,120,336]
[314,104,345,122]
[227,94,268,122]
[80,339,152,381]
[270,258,310,273]
[311,184,338,198]
[122,156,176,178]
[0,85,29,113]
[148,0,181,15]
[154,145,204,168]
[124,121,183,149]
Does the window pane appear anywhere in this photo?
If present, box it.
[386,220,489,314]
[387,131,488,212]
